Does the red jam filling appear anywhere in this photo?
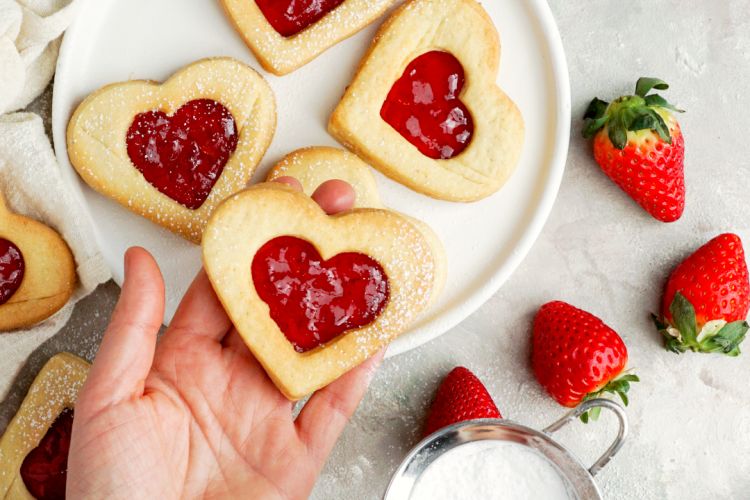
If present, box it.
[20,408,74,500]
[255,0,346,37]
[126,99,239,210]
[381,50,474,160]
[251,236,390,352]
[0,238,24,305]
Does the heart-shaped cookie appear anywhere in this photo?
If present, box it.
[0,353,89,500]
[203,183,440,399]
[220,0,396,75]
[266,147,447,305]
[67,58,276,243]
[329,0,525,202]
[0,193,76,331]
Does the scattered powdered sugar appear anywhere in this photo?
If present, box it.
[410,441,573,500]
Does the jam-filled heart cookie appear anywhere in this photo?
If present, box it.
[329,0,525,202]
[220,0,396,75]
[0,193,76,331]
[0,353,89,500]
[203,183,440,399]
[67,57,276,243]
[266,146,447,305]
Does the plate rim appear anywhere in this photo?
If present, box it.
[51,0,571,358]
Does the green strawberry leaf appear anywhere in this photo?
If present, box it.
[644,94,685,113]
[653,313,689,353]
[583,116,609,139]
[635,77,669,97]
[669,292,698,345]
[584,97,610,120]
[608,121,628,150]
[652,313,669,331]
[618,390,629,406]
[700,321,749,356]
[578,373,639,423]
[664,336,688,354]
[629,110,658,132]
[649,109,672,143]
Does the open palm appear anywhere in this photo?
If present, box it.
[67,181,381,499]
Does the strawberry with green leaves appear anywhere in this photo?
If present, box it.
[532,301,638,422]
[655,233,750,356]
[583,77,685,223]
[423,367,501,437]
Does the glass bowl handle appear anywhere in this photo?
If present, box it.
[542,398,628,477]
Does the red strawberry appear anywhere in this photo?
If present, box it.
[655,233,750,356]
[532,301,637,422]
[583,77,685,223]
[423,367,501,437]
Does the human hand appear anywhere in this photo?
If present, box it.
[67,179,382,499]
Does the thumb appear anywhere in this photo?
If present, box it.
[78,247,165,412]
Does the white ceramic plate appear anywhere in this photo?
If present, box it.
[52,0,570,357]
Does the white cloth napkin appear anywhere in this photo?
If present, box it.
[0,0,80,113]
[0,0,110,398]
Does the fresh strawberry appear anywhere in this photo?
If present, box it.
[532,301,638,422]
[654,233,750,356]
[423,367,501,437]
[583,77,685,223]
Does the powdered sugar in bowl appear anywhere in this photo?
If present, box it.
[384,399,628,500]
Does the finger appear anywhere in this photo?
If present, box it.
[312,179,356,215]
[163,269,232,343]
[273,176,303,191]
[296,349,385,463]
[79,247,165,409]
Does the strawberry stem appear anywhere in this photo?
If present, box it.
[655,292,749,356]
[579,373,639,423]
[582,77,684,149]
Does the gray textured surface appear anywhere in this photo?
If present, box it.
[3,1,750,498]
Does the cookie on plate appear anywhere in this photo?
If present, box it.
[67,57,276,243]
[329,0,525,202]
[220,0,396,75]
[266,146,447,305]
[203,182,441,399]
[0,192,76,331]
[0,353,89,499]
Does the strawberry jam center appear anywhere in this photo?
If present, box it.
[251,236,389,353]
[255,0,346,37]
[0,237,24,305]
[20,408,74,500]
[126,99,239,210]
[381,50,474,160]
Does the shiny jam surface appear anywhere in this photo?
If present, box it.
[20,408,74,500]
[126,99,239,210]
[255,0,346,37]
[381,50,474,160]
[252,236,390,353]
[0,237,24,305]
